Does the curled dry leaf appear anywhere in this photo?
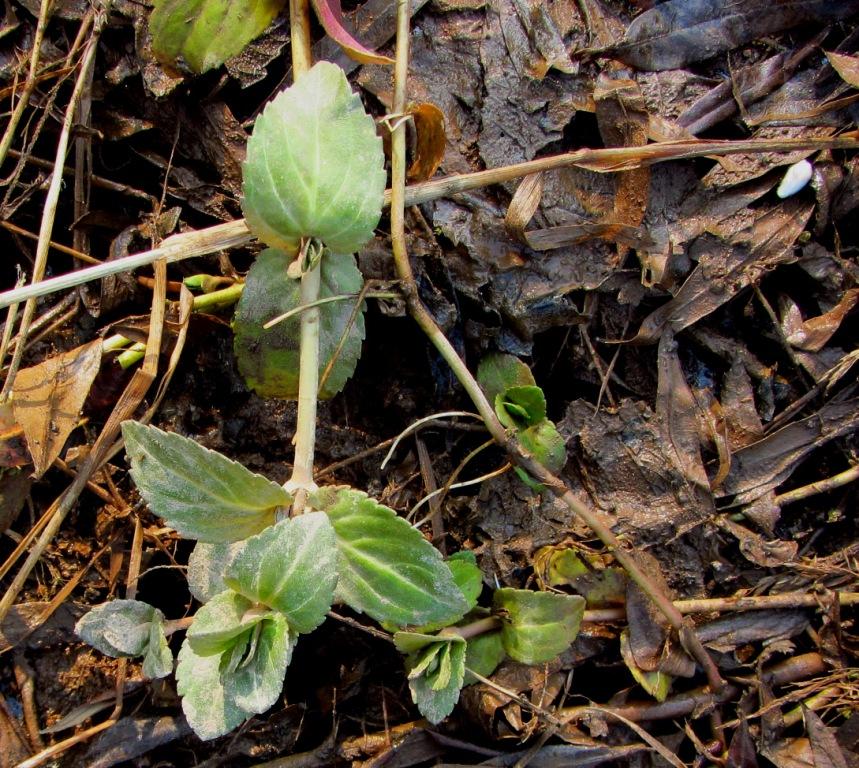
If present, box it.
[826,51,859,90]
[605,0,859,72]
[781,288,859,353]
[12,339,102,479]
[406,102,446,182]
[310,0,394,65]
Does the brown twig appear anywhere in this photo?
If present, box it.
[387,0,725,694]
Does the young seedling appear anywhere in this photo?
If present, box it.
[74,60,590,737]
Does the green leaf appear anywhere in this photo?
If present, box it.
[224,512,338,634]
[518,420,566,474]
[393,631,445,655]
[464,631,506,684]
[310,486,469,628]
[225,613,295,714]
[76,600,174,679]
[188,541,244,603]
[241,61,386,255]
[447,551,482,611]
[187,590,266,656]
[177,636,249,740]
[150,0,286,74]
[495,386,547,429]
[143,616,174,679]
[477,353,536,405]
[493,589,585,665]
[121,421,291,543]
[406,639,466,724]
[620,629,672,702]
[233,248,365,400]
[75,600,161,658]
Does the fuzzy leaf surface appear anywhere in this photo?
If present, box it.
[176,636,247,740]
[150,0,286,74]
[187,541,244,603]
[406,638,466,724]
[225,513,338,634]
[233,248,365,399]
[186,590,264,656]
[311,486,469,628]
[241,61,386,254]
[493,589,585,665]
[122,422,290,543]
[76,600,161,658]
[225,613,295,714]
[143,618,175,679]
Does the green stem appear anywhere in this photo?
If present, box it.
[288,255,322,508]
[284,0,319,514]
[442,616,502,641]
[387,0,724,693]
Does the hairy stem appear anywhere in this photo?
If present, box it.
[285,0,320,512]
[388,0,724,692]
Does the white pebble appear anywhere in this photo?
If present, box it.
[776,159,813,199]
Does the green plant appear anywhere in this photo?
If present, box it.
[75,57,587,740]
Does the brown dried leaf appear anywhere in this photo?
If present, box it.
[826,51,859,89]
[605,0,858,72]
[0,469,31,536]
[806,708,850,768]
[505,172,543,242]
[716,517,798,568]
[782,288,859,353]
[12,340,102,479]
[656,332,718,504]
[633,198,814,344]
[406,102,446,182]
[594,75,650,261]
[512,0,575,76]
[625,550,695,677]
[718,398,859,505]
[0,402,29,469]
[722,357,765,451]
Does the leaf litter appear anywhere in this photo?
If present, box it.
[0,0,858,765]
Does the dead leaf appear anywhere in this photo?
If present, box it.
[727,719,760,768]
[512,0,575,76]
[12,340,103,479]
[718,398,859,505]
[827,51,859,89]
[656,332,719,508]
[505,172,544,243]
[603,0,859,72]
[407,102,446,182]
[678,34,825,135]
[594,75,650,263]
[806,708,850,768]
[722,358,765,451]
[0,469,31,535]
[85,716,192,768]
[0,402,29,469]
[625,550,695,677]
[0,699,30,768]
[632,198,814,344]
[781,289,859,352]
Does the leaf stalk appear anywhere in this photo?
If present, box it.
[387,0,725,693]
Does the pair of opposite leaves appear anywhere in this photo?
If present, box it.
[236,61,387,399]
